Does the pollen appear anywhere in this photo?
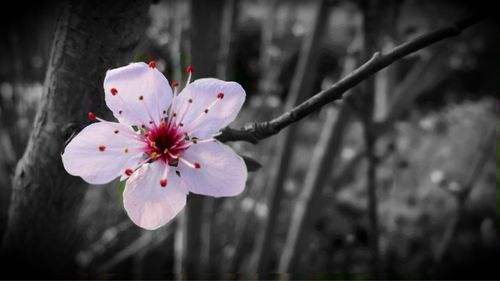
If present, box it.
[139,95,144,101]
[217,92,224,99]
[160,178,167,187]
[148,60,156,68]
[110,88,118,95]
[125,168,134,176]
[88,112,96,121]
[98,145,106,152]
[194,162,201,169]
[151,152,158,160]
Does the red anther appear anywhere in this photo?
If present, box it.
[148,60,156,68]
[160,178,167,187]
[88,112,96,121]
[172,81,179,87]
[125,169,134,176]
[110,88,118,95]
[98,145,106,152]
[217,92,224,99]
[187,66,193,73]
[194,162,201,169]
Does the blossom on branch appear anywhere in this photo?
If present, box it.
[62,62,247,230]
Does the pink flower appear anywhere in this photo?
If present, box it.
[62,62,247,230]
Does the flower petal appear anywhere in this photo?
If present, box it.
[179,140,247,197]
[173,78,245,139]
[104,62,173,127]
[123,161,187,230]
[62,122,145,185]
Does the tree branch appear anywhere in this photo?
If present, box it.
[215,16,484,144]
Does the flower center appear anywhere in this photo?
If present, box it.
[143,121,186,165]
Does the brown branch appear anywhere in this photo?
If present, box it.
[216,16,484,144]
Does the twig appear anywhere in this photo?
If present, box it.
[215,16,484,144]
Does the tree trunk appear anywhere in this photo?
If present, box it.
[0,0,151,277]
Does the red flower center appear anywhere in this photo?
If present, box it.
[143,122,187,164]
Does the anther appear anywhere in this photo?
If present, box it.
[151,152,158,160]
[125,169,134,176]
[148,60,156,68]
[114,129,119,134]
[119,110,123,115]
[173,113,177,117]
[188,99,193,103]
[204,109,209,113]
[98,145,106,152]
[149,120,153,124]
[163,110,167,115]
[172,81,179,87]
[194,162,201,169]
[110,88,118,95]
[141,124,146,129]
[160,178,167,187]
[217,92,224,99]
[175,171,181,177]
[179,123,184,127]
[139,95,144,101]
[124,148,129,153]
[187,66,193,73]
[150,141,156,148]
[88,112,96,121]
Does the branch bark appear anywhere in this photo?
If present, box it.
[215,15,483,144]
[0,0,151,277]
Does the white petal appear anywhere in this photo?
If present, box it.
[62,122,145,185]
[173,78,245,139]
[104,62,173,127]
[123,161,187,230]
[179,141,247,197]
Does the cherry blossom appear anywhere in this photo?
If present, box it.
[62,62,247,230]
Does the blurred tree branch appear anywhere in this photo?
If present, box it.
[215,15,484,144]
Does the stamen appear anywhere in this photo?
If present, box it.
[185,66,193,88]
[160,178,167,187]
[88,112,96,121]
[160,164,170,187]
[148,60,156,68]
[179,157,201,169]
[151,152,158,160]
[184,95,222,133]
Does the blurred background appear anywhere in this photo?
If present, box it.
[0,0,498,279]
